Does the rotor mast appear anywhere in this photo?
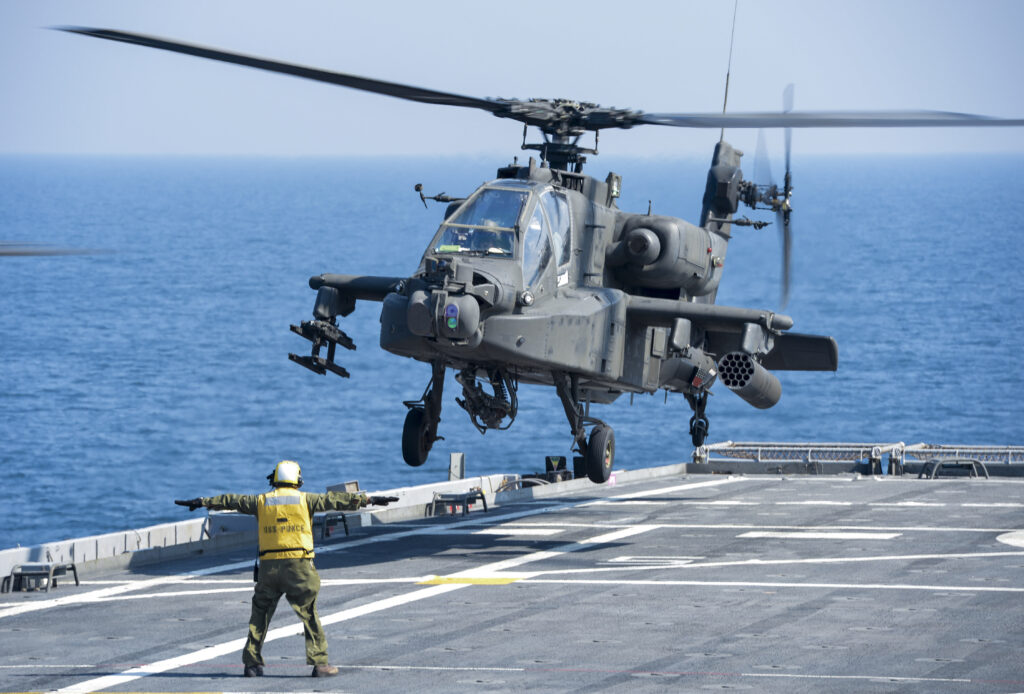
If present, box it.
[513,100,607,173]
[521,131,596,173]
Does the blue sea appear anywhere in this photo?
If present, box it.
[2,154,1022,549]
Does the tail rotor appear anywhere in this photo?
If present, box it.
[778,83,794,307]
[745,84,795,307]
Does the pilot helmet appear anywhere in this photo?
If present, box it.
[267,460,303,488]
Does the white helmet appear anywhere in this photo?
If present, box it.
[268,460,303,488]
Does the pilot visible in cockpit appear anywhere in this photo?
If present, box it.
[471,228,513,255]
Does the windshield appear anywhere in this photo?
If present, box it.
[541,190,571,268]
[433,187,528,256]
[523,203,552,287]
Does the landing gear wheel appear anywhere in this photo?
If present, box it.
[688,391,710,448]
[689,415,709,448]
[402,407,429,467]
[585,425,615,483]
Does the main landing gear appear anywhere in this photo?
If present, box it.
[404,364,521,468]
[402,362,445,467]
[554,372,615,483]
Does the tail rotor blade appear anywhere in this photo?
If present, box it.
[783,83,794,174]
[753,128,774,185]
[780,84,794,308]
[783,83,794,112]
[778,207,792,308]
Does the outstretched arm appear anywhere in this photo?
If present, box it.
[175,494,260,515]
[307,491,368,513]
[306,491,400,513]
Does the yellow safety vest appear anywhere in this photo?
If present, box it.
[256,487,314,559]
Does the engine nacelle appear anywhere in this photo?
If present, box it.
[607,214,716,293]
[718,351,781,409]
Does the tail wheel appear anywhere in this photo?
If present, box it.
[402,407,429,467]
[585,425,615,483]
[690,415,709,448]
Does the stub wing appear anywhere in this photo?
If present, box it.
[624,296,836,371]
[309,274,405,302]
[622,295,836,410]
[288,274,404,378]
[761,332,838,372]
[624,295,793,332]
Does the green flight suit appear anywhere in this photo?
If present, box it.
[203,489,366,667]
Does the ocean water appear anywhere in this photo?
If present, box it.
[2,154,1022,549]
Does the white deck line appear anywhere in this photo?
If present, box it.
[737,531,902,540]
[523,578,1024,593]
[2,477,741,620]
[52,479,742,692]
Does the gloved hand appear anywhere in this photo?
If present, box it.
[368,495,400,506]
[174,498,205,512]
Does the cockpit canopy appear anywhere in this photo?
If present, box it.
[430,180,572,289]
[433,185,526,257]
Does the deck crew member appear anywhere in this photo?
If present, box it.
[175,460,397,678]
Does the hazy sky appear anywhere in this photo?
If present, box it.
[3,0,1024,157]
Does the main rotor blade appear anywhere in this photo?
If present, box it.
[639,110,1024,128]
[56,27,504,114]
[56,27,1024,136]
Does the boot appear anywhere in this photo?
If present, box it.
[312,664,340,677]
[243,664,264,677]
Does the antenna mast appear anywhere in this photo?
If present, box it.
[720,0,739,142]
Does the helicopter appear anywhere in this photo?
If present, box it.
[59,27,1024,484]
[1,243,90,256]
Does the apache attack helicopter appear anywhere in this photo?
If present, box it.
[60,27,1024,483]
